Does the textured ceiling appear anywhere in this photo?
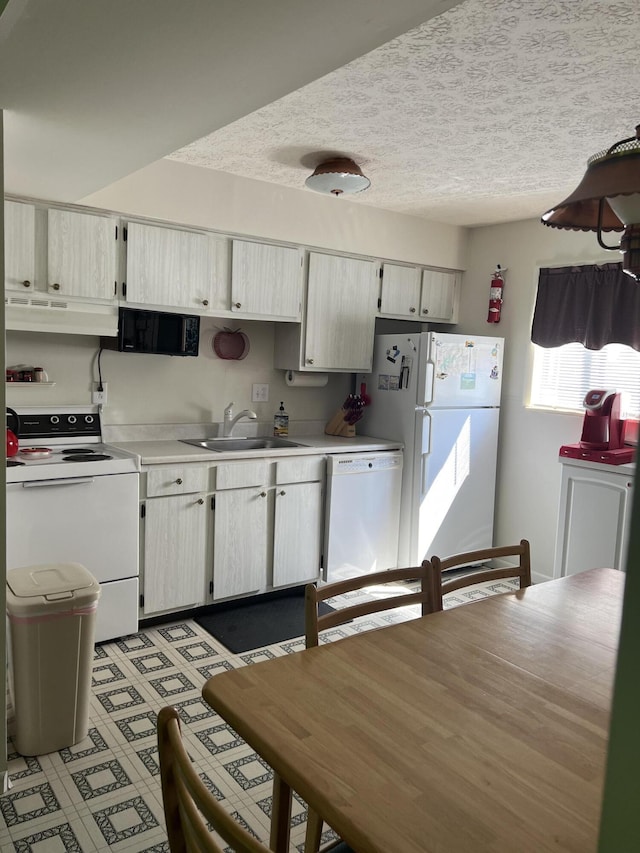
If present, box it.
[168,0,640,227]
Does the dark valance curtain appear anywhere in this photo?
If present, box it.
[531,262,640,351]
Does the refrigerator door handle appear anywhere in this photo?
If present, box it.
[419,410,431,500]
[424,361,434,404]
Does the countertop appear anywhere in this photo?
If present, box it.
[112,434,403,465]
[557,454,635,476]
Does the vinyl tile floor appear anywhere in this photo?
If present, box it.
[1,578,518,853]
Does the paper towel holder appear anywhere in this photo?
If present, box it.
[285,369,329,388]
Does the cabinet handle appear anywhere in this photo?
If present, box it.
[197,498,205,505]
[202,299,209,307]
[279,490,286,496]
[234,302,242,309]
[306,358,314,365]
[22,280,31,288]
[52,283,61,291]
[175,478,183,485]
[410,307,416,313]
[260,491,267,498]
[422,308,429,315]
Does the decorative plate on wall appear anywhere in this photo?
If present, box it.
[212,328,250,360]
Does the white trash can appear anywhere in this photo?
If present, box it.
[6,562,101,756]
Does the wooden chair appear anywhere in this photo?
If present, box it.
[304,564,436,648]
[304,565,435,853]
[158,706,354,853]
[158,706,270,853]
[428,539,532,612]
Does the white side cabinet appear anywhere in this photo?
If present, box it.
[47,207,118,301]
[141,464,212,615]
[231,239,302,320]
[420,268,459,323]
[554,459,634,578]
[125,221,229,312]
[4,200,36,292]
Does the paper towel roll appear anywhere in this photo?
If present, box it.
[285,370,329,388]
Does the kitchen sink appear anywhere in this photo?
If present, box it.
[180,437,305,452]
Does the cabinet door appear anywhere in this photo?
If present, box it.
[126,221,228,311]
[420,269,459,322]
[5,201,35,292]
[213,488,269,599]
[305,253,379,371]
[273,481,323,587]
[47,208,117,300]
[144,493,208,613]
[379,263,421,318]
[554,465,633,577]
[231,240,301,319]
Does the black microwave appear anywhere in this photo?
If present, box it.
[102,308,200,356]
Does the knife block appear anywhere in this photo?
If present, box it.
[324,409,356,437]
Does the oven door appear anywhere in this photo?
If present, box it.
[7,472,139,642]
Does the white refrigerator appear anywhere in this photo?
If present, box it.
[358,332,504,567]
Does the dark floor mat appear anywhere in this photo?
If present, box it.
[194,587,334,653]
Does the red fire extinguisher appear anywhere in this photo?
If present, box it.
[487,264,505,324]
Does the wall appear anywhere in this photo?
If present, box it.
[5,321,351,429]
[457,218,623,580]
[1,108,7,783]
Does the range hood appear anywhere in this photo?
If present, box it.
[5,295,118,337]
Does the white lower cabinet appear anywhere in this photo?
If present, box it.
[141,463,212,616]
[554,460,634,578]
[273,457,325,587]
[212,455,325,600]
[143,492,209,613]
[141,454,325,616]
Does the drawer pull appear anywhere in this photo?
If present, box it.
[175,478,183,485]
[52,282,61,291]
[23,280,31,288]
[409,307,416,313]
[202,299,209,307]
[279,490,286,496]
[197,498,205,505]
[260,491,267,498]
[422,308,429,315]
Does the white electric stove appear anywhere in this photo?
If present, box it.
[6,406,141,642]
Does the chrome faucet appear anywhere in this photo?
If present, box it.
[222,401,258,437]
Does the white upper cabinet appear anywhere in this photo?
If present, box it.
[378,263,421,317]
[379,263,460,324]
[4,201,36,292]
[231,239,302,320]
[275,251,378,372]
[420,268,460,323]
[305,252,379,371]
[47,208,118,301]
[125,221,229,312]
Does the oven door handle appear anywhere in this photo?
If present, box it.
[22,477,95,488]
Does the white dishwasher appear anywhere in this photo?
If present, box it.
[323,451,403,583]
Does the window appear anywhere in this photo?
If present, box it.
[530,343,640,417]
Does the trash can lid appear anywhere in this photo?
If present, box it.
[7,563,100,600]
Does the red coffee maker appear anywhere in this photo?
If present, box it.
[560,389,635,464]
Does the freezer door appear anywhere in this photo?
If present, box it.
[357,333,422,440]
[421,332,504,408]
[411,407,499,564]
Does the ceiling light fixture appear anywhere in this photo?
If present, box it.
[305,157,370,196]
[541,123,640,280]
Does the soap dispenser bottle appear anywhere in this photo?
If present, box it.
[273,401,289,437]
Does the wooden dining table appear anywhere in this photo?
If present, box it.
[201,568,624,853]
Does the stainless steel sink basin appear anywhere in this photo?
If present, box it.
[180,437,304,452]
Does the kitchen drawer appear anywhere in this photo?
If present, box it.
[215,460,269,490]
[275,455,325,484]
[146,464,209,496]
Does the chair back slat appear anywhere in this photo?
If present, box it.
[428,539,532,612]
[305,564,435,648]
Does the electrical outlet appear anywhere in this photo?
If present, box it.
[92,382,108,405]
[252,383,269,402]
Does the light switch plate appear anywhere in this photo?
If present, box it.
[252,383,269,402]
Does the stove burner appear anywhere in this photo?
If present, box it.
[62,454,113,462]
[62,448,96,455]
[7,459,25,467]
